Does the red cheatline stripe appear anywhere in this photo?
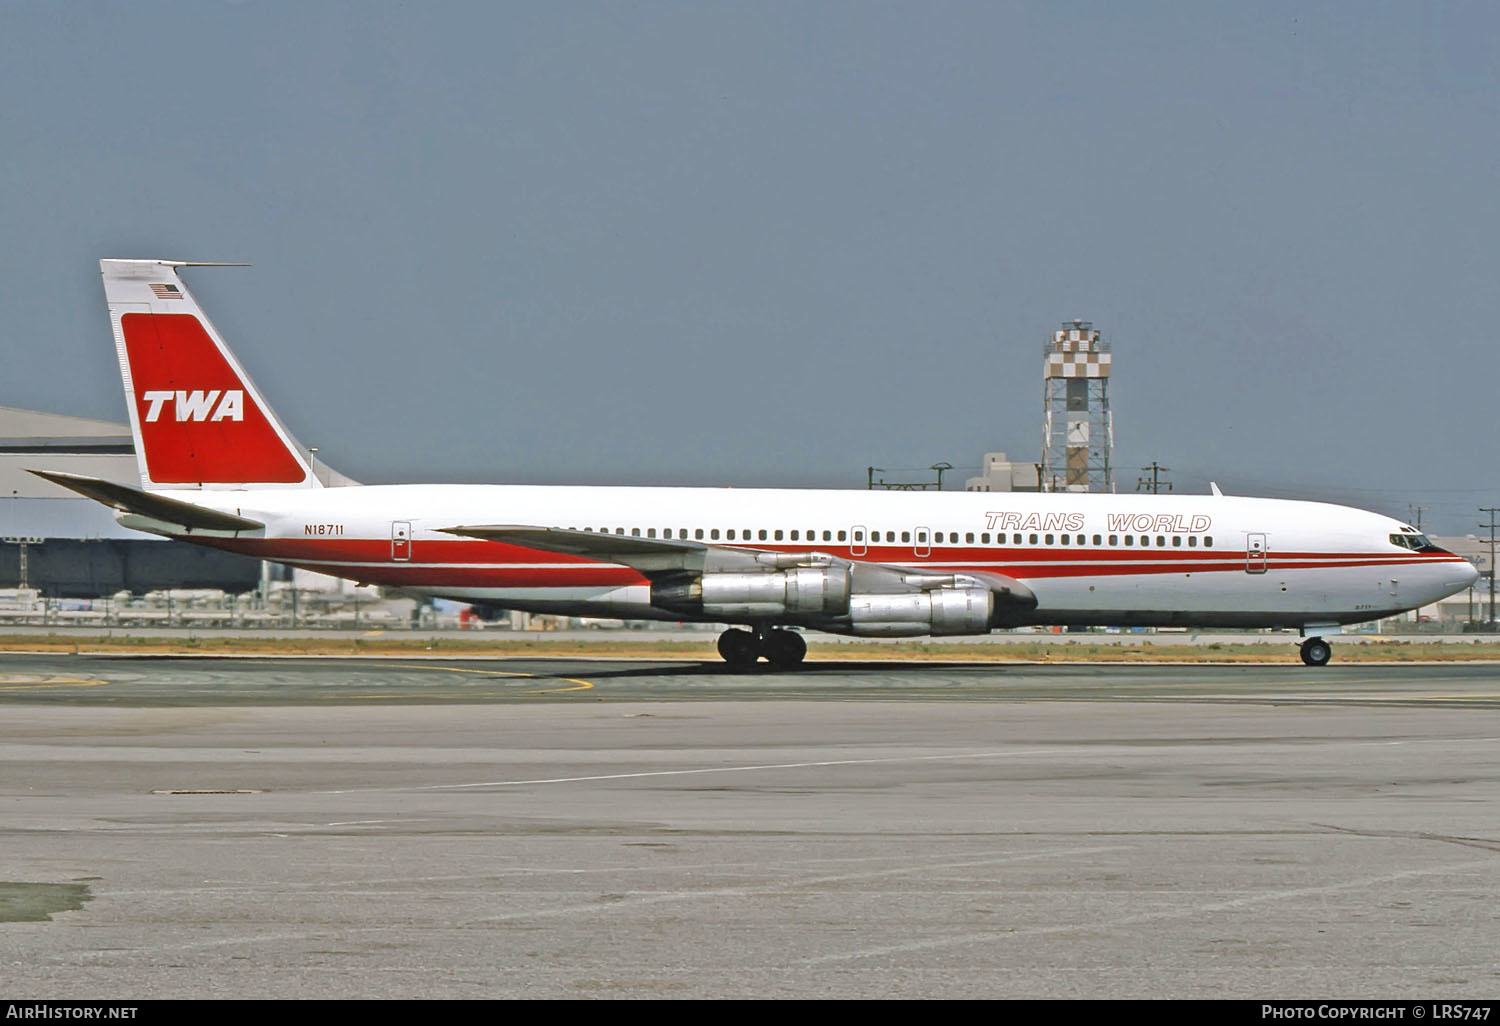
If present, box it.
[197,552,1459,591]
[210,535,1464,567]
[198,537,1468,588]
[275,563,646,588]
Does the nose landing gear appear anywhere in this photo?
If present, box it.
[716,627,807,670]
[1299,637,1332,667]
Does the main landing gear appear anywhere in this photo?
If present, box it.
[1299,637,1333,667]
[716,627,807,670]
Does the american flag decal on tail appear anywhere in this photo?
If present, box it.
[149,283,182,300]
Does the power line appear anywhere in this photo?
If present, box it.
[1481,507,1499,626]
[867,463,953,491]
[1136,462,1172,494]
[1165,466,1500,497]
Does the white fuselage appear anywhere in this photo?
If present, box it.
[142,484,1479,631]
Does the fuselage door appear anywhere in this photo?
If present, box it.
[914,526,931,558]
[1246,532,1268,574]
[392,521,412,562]
[851,524,868,557]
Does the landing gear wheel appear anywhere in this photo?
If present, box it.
[762,629,807,670]
[717,628,760,669]
[1300,637,1332,667]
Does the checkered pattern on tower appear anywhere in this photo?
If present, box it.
[1046,329,1111,378]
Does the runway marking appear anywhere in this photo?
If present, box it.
[387,662,595,695]
[176,851,998,888]
[111,930,329,955]
[471,845,1132,924]
[1175,692,1500,704]
[0,674,107,691]
[313,733,1500,795]
[803,854,1500,964]
[314,747,1064,794]
[78,848,1125,952]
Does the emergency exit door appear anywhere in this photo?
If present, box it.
[851,525,868,557]
[392,521,412,562]
[1246,532,1268,574]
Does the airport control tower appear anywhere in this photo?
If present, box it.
[1041,320,1113,492]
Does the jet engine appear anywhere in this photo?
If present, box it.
[844,586,994,636]
[652,564,853,619]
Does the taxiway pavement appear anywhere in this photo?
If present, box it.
[3,654,1499,999]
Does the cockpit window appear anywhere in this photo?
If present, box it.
[1390,532,1438,551]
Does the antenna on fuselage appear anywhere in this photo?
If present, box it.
[1210,482,1224,497]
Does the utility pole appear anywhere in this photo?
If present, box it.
[8,490,24,592]
[1408,504,1426,531]
[1481,507,1499,627]
[1136,462,1172,494]
[867,464,951,491]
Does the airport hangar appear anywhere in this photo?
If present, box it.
[0,405,262,596]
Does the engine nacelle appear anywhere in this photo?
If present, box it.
[652,565,853,619]
[847,586,993,636]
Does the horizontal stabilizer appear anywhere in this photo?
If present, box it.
[27,470,263,533]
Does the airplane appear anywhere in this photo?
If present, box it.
[31,259,1479,668]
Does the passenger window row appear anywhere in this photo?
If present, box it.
[575,527,851,542]
[564,526,1215,549]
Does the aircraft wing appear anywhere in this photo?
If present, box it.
[443,524,720,575]
[439,524,837,577]
[438,525,1035,611]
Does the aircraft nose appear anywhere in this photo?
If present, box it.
[1418,559,1479,607]
[1440,558,1482,594]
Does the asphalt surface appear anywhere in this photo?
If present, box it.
[4,653,1500,999]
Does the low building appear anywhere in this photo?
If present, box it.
[0,405,261,596]
[965,452,1041,493]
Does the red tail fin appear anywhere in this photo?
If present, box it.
[103,260,319,490]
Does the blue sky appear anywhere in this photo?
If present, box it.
[2,1,1497,532]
